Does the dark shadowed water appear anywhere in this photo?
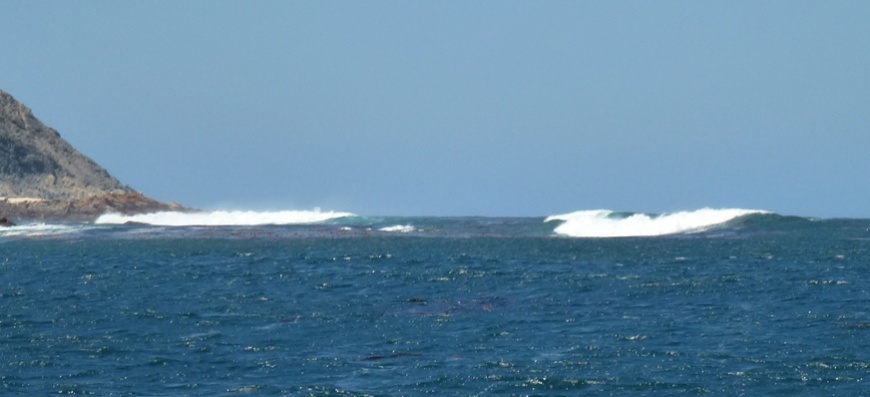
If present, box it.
[1,215,869,395]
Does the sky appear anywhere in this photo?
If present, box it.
[1,1,869,217]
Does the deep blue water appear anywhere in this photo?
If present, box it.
[2,214,870,395]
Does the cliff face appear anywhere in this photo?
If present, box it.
[0,89,130,199]
[0,89,183,222]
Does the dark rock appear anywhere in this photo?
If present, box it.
[0,217,15,227]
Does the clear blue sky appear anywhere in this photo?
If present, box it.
[2,1,868,217]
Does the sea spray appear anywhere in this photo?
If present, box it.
[95,209,355,226]
[545,208,767,238]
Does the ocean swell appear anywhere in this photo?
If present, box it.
[95,209,355,226]
[545,208,767,238]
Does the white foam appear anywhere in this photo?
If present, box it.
[545,208,767,238]
[379,224,416,233]
[95,209,354,226]
[0,223,92,238]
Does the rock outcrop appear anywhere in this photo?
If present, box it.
[0,192,185,222]
[0,89,184,222]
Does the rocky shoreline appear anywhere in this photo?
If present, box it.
[0,192,187,223]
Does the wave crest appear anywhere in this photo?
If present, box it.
[545,208,767,238]
[95,209,355,226]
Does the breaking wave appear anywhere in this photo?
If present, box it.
[95,209,355,226]
[545,208,768,238]
[379,224,416,233]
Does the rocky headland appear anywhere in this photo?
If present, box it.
[0,89,185,223]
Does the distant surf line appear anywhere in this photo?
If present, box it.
[93,207,767,238]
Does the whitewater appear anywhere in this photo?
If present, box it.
[545,208,767,238]
[95,208,354,227]
[84,207,766,238]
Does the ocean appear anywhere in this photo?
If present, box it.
[1,209,868,395]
